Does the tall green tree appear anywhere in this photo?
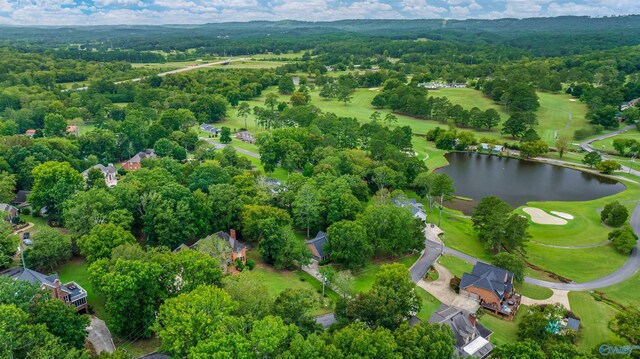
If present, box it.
[272,288,321,336]
[30,161,83,217]
[237,102,251,129]
[153,285,237,358]
[78,224,136,263]
[293,182,323,238]
[25,229,72,272]
[43,113,67,137]
[326,220,372,269]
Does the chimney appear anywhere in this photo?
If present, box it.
[469,312,477,328]
[230,229,236,240]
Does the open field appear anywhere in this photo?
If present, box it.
[569,291,618,351]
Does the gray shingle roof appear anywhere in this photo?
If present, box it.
[12,190,31,205]
[306,231,328,260]
[1,267,72,295]
[429,304,493,358]
[460,262,513,302]
[174,231,247,253]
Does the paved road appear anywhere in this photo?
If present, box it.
[578,125,640,176]
[64,58,249,92]
[199,137,261,159]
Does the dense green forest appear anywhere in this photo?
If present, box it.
[1,16,640,359]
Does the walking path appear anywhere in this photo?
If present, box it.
[12,222,34,235]
[521,289,571,309]
[578,125,640,176]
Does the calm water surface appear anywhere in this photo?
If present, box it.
[435,152,626,210]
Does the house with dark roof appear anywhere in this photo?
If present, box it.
[174,230,247,274]
[306,231,329,261]
[82,164,118,188]
[199,123,221,135]
[392,196,427,223]
[429,304,493,358]
[0,203,19,222]
[1,267,88,312]
[12,190,31,208]
[122,149,156,171]
[460,262,521,320]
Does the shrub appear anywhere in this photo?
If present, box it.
[245,259,255,270]
[450,276,461,293]
[597,160,622,174]
[21,208,31,216]
[608,226,638,254]
[601,201,629,227]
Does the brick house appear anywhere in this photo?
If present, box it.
[460,262,521,320]
[0,203,19,222]
[1,267,88,312]
[306,231,329,261]
[429,304,493,358]
[174,230,247,274]
[25,129,36,137]
[122,149,156,171]
[236,131,255,144]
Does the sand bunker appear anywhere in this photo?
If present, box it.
[523,207,568,225]
[569,99,577,102]
[550,211,574,220]
[369,87,380,91]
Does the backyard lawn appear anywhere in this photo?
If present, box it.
[57,258,107,319]
[477,304,527,347]
[569,291,618,351]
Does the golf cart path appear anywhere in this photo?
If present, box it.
[418,201,640,290]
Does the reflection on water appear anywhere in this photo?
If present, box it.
[435,152,625,212]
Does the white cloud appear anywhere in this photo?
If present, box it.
[0,0,13,12]
[402,0,448,17]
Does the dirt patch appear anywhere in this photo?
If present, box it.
[523,207,568,225]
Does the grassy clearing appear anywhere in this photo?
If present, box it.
[478,305,527,347]
[569,291,618,351]
[436,254,473,278]
[115,337,161,358]
[591,129,640,154]
[247,250,338,315]
[415,287,442,321]
[350,253,421,293]
[597,272,640,308]
[57,258,107,319]
[515,282,553,300]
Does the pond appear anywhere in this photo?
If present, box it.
[435,152,625,212]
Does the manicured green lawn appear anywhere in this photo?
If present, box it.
[351,253,421,293]
[526,243,626,283]
[478,305,527,347]
[597,272,640,309]
[591,129,640,154]
[436,254,473,278]
[56,258,107,320]
[515,282,553,300]
[569,291,618,352]
[415,287,442,322]
[247,250,338,315]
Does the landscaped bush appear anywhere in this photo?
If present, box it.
[21,208,31,215]
[608,225,638,254]
[601,201,629,227]
[245,259,255,270]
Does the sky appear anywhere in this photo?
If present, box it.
[0,0,637,25]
